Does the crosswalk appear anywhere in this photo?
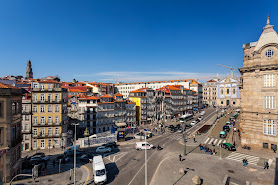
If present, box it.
[226,152,260,165]
[203,137,226,146]
[166,134,183,141]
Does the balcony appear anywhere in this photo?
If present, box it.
[22,129,32,134]
[32,99,62,104]
[22,110,32,114]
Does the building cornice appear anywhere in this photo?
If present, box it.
[238,63,278,74]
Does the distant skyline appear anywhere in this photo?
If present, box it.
[0,0,277,82]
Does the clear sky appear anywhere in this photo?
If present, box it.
[0,0,277,82]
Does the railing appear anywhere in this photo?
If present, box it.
[22,110,32,114]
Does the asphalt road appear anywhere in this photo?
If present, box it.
[99,107,218,185]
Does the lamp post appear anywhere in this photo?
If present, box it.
[183,125,187,156]
[144,129,148,185]
[72,123,79,185]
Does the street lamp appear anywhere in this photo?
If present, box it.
[72,123,79,185]
[144,129,148,185]
[183,125,187,156]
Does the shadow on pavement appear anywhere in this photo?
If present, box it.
[274,157,278,185]
[105,162,119,184]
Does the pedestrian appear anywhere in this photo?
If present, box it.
[212,142,215,147]
[193,135,196,143]
[179,154,182,162]
[199,144,202,150]
[53,159,56,167]
[209,149,213,155]
[264,160,269,169]
[273,148,277,153]
[213,149,216,155]
[234,127,237,132]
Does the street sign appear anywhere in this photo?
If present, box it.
[32,165,39,178]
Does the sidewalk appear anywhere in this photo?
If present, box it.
[13,165,88,185]
[150,153,275,185]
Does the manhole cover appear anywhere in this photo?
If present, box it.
[228,170,234,173]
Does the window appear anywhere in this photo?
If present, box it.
[25,115,29,121]
[40,94,45,102]
[264,74,276,87]
[48,128,52,135]
[271,144,277,151]
[33,105,38,112]
[41,128,45,136]
[33,117,38,124]
[221,89,223,95]
[55,116,59,124]
[55,105,60,112]
[40,117,45,124]
[55,94,59,101]
[48,94,52,102]
[33,140,37,149]
[41,84,45,90]
[41,140,45,148]
[233,102,236,105]
[226,89,230,94]
[48,105,52,112]
[12,102,16,114]
[33,83,38,88]
[33,94,38,102]
[48,116,52,124]
[24,124,29,131]
[233,89,236,95]
[265,49,274,58]
[48,139,52,148]
[0,101,3,118]
[33,128,38,136]
[221,101,223,104]
[55,128,59,135]
[264,96,276,109]
[0,129,2,144]
[263,119,276,136]
[40,105,45,113]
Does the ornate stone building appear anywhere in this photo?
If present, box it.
[239,16,278,150]
[26,60,33,79]
[203,79,218,106]
[216,77,240,107]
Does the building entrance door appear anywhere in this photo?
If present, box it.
[226,100,230,106]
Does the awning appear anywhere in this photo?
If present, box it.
[115,122,126,127]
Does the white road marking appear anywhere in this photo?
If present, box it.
[214,139,218,145]
[115,152,127,162]
[217,140,222,146]
[226,152,260,165]
[223,140,226,143]
[204,138,210,144]
[208,138,214,145]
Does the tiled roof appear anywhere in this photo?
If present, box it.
[116,79,187,85]
[207,79,216,82]
[39,80,61,84]
[0,83,19,89]
[101,94,112,98]
[87,96,99,100]
[114,93,123,96]
[68,89,86,92]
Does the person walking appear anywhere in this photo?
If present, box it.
[193,135,196,143]
[179,154,182,162]
[273,147,277,153]
[264,160,269,169]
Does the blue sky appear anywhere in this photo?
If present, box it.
[0,0,277,82]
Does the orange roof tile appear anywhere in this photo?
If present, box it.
[68,89,86,92]
[0,83,19,89]
[114,93,123,96]
[39,80,61,84]
[101,94,113,98]
[87,96,99,100]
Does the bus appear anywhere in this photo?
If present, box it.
[179,114,193,123]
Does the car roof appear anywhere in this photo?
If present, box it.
[220,131,226,134]
[223,143,233,147]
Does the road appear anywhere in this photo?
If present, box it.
[100,107,218,185]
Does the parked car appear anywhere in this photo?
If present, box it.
[185,124,192,128]
[175,124,181,129]
[198,117,203,121]
[220,143,236,151]
[80,154,93,162]
[223,125,230,132]
[195,119,200,123]
[177,128,183,133]
[102,142,117,148]
[219,131,227,138]
[96,146,112,153]
[31,152,45,158]
[190,121,197,126]
[29,156,48,165]
[65,149,85,157]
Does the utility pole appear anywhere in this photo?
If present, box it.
[183,126,187,156]
[72,123,79,185]
[144,129,148,185]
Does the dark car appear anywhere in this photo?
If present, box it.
[29,156,47,165]
[65,150,84,157]
[170,128,176,133]
[220,143,236,151]
[175,124,181,129]
[223,125,230,132]
[102,142,117,148]
[80,154,96,162]
[31,152,45,158]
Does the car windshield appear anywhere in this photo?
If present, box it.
[96,169,106,176]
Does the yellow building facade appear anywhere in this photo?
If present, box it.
[31,80,68,150]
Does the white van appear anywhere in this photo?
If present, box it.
[200,111,205,116]
[135,142,154,150]
[92,155,107,184]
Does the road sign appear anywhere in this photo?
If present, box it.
[32,165,39,178]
